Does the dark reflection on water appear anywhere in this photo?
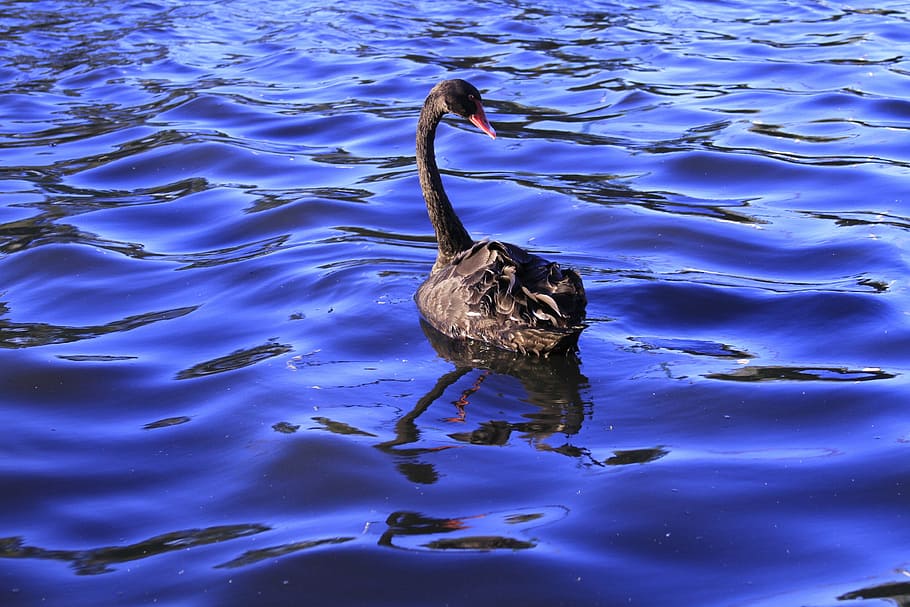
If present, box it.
[175,340,293,379]
[0,524,270,576]
[0,304,198,348]
[215,536,356,569]
[143,415,192,430]
[3,0,910,605]
[378,507,567,552]
[374,321,598,482]
[840,581,910,605]
[603,446,669,466]
[706,364,898,382]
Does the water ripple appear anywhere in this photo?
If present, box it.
[3,1,910,606]
[0,304,198,349]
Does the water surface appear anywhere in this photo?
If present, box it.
[2,1,910,605]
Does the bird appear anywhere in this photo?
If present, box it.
[414,79,586,356]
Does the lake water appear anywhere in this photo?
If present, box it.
[2,1,909,605]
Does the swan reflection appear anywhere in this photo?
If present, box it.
[374,321,593,483]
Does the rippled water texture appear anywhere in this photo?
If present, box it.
[2,1,910,605]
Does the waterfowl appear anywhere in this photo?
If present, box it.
[415,79,586,355]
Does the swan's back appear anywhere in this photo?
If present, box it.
[416,240,586,355]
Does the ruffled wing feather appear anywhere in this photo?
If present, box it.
[417,240,586,355]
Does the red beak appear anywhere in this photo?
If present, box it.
[468,100,496,139]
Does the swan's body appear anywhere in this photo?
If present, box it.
[415,79,586,356]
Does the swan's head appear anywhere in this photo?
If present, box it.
[432,79,497,140]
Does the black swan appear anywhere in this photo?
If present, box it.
[415,79,586,355]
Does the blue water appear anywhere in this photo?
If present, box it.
[2,1,909,605]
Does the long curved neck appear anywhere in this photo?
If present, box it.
[417,98,473,266]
